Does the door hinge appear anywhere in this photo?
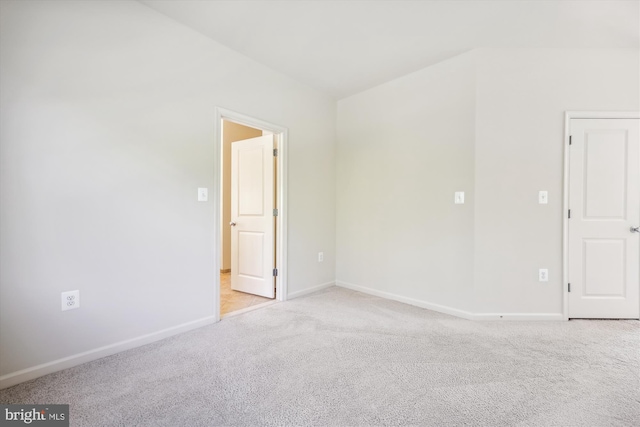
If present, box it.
[568,283,571,293]
[569,135,572,145]
[568,209,571,219]
[273,149,278,157]
[273,208,278,216]
[273,268,278,277]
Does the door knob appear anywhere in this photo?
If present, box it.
[230,222,236,227]
[631,226,640,233]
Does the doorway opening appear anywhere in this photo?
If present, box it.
[214,108,288,320]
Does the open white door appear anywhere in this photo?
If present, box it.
[230,134,275,298]
[568,118,640,318]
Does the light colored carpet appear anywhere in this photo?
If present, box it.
[1,287,639,426]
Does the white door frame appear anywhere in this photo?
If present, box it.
[562,111,640,320]
[213,107,288,321]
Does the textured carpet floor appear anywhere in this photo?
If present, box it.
[1,287,639,426]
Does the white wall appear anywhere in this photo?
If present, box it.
[336,48,639,318]
[0,0,336,381]
[473,48,640,315]
[336,52,477,315]
[1,0,637,388]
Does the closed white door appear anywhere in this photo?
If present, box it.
[568,118,640,319]
[230,134,275,298]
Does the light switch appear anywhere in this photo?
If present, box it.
[454,192,465,204]
[538,191,548,204]
[197,188,208,202]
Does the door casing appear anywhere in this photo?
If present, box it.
[562,111,640,320]
[214,107,288,321]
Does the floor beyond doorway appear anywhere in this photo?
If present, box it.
[220,272,272,316]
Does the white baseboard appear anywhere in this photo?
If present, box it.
[336,281,475,320]
[0,315,218,390]
[288,281,335,299]
[473,313,564,321]
[336,281,564,321]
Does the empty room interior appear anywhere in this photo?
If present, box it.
[0,1,639,425]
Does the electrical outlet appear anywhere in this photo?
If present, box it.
[318,252,324,262]
[538,269,549,282]
[61,290,80,311]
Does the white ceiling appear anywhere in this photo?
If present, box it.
[140,0,640,99]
